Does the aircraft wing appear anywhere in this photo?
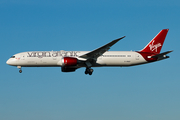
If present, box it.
[79,36,125,59]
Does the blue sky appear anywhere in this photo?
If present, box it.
[0,0,180,120]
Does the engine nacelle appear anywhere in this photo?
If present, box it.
[62,57,78,66]
[61,66,77,72]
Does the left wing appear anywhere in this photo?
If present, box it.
[79,36,125,60]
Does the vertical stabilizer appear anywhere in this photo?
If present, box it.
[140,29,169,54]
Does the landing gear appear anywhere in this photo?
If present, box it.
[85,68,93,75]
[17,66,22,73]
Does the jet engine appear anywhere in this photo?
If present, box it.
[62,57,78,66]
[61,57,78,72]
[61,66,77,72]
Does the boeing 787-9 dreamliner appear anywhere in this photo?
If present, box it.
[6,29,172,75]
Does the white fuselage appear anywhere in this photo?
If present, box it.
[6,51,147,67]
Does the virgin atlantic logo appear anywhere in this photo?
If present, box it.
[149,40,161,52]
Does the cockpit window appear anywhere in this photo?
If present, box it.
[10,56,15,58]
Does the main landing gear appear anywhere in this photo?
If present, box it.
[17,66,22,73]
[85,68,94,75]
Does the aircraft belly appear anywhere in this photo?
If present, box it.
[18,57,60,67]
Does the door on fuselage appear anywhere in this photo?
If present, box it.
[135,53,140,60]
[20,54,25,60]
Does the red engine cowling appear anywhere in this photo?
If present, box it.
[62,57,78,66]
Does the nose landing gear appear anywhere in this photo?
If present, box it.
[17,66,22,73]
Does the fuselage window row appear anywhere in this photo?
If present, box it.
[102,55,129,57]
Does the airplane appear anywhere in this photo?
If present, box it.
[6,29,172,75]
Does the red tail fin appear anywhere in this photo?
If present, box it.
[140,29,169,54]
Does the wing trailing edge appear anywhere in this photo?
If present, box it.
[79,36,126,59]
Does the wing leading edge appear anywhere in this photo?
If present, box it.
[79,36,126,60]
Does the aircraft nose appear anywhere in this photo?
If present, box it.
[6,59,10,65]
[6,59,15,66]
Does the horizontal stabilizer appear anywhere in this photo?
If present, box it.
[151,50,173,58]
[151,50,173,60]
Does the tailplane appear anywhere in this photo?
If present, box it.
[140,29,169,54]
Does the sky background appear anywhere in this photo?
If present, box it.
[0,0,180,120]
